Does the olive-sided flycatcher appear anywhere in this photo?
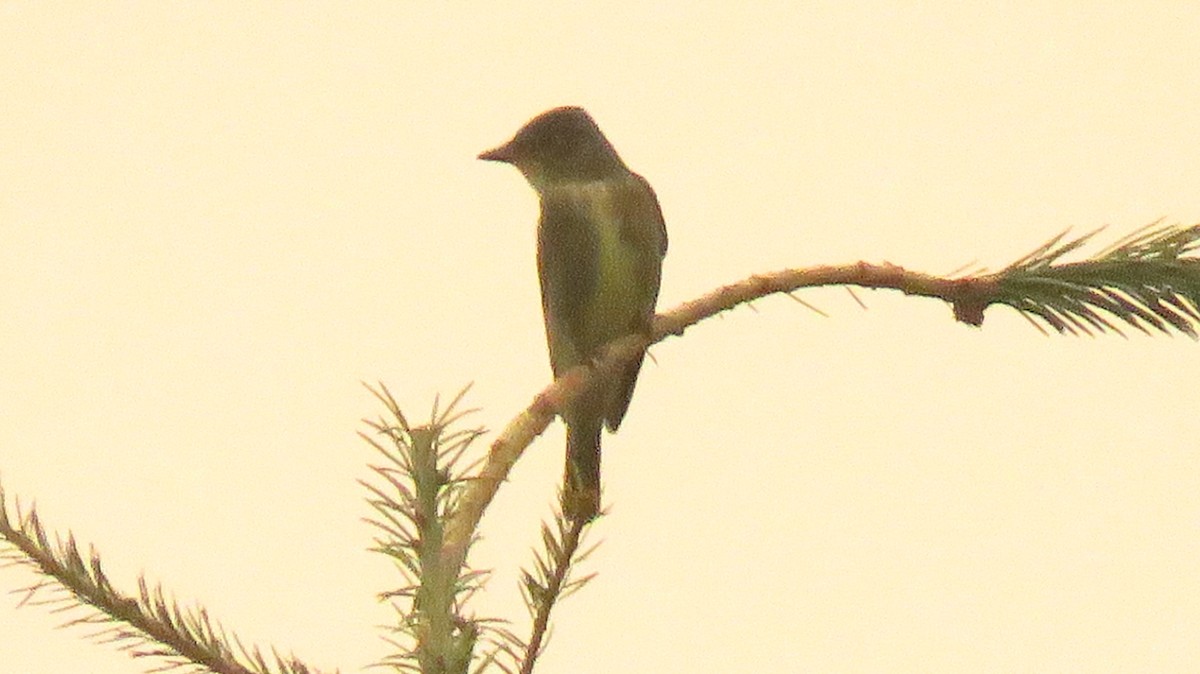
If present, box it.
[478,106,668,521]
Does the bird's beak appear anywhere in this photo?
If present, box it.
[477,141,515,164]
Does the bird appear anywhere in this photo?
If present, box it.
[478,106,668,521]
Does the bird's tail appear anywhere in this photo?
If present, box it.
[563,416,602,521]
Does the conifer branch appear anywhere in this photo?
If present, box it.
[646,222,1200,337]
[361,384,519,674]
[8,222,1198,673]
[443,222,1200,576]
[992,222,1200,336]
[516,512,595,674]
[0,484,334,674]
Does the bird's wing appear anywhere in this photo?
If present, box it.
[604,174,668,430]
[631,172,669,258]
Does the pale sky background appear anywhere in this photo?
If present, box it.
[3,3,1200,673]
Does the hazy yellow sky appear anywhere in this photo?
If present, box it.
[4,3,1200,672]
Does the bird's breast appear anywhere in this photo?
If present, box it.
[569,181,647,338]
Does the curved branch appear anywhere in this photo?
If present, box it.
[442,222,1200,567]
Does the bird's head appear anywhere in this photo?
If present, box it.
[478,106,626,188]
